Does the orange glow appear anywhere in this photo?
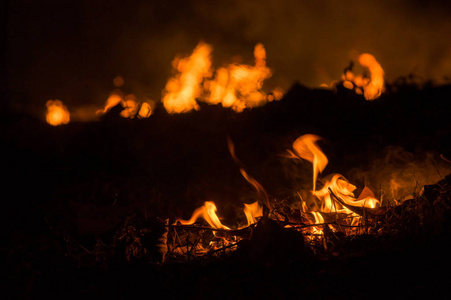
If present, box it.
[205,43,275,112]
[162,42,212,114]
[343,80,354,90]
[176,201,230,230]
[113,75,125,88]
[97,92,123,115]
[358,53,385,100]
[292,134,328,191]
[312,174,380,214]
[343,54,385,100]
[97,82,153,119]
[138,102,152,118]
[162,42,282,113]
[243,201,263,226]
[45,100,70,126]
[119,94,139,118]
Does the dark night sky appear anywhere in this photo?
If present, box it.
[4,0,451,118]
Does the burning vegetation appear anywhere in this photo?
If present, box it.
[6,40,451,299]
[46,41,385,125]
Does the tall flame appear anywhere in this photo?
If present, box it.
[292,134,328,191]
[162,42,213,114]
[46,100,70,126]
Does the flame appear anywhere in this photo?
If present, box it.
[342,53,385,100]
[46,100,70,126]
[358,53,385,100]
[243,201,263,226]
[228,137,270,209]
[292,134,328,191]
[138,102,152,118]
[312,174,380,213]
[97,78,153,118]
[119,94,140,118]
[161,42,281,113]
[176,201,230,230]
[162,42,213,114]
[205,43,275,112]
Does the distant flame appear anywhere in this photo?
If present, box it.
[358,53,385,100]
[291,134,328,191]
[341,53,385,100]
[97,77,153,119]
[162,42,213,114]
[162,42,282,114]
[46,100,70,126]
[138,102,152,118]
[205,43,275,112]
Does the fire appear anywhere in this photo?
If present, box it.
[162,42,282,114]
[97,77,154,118]
[176,201,230,230]
[312,174,380,214]
[291,134,328,191]
[205,43,276,112]
[358,53,385,100]
[45,100,70,126]
[243,201,263,226]
[162,42,213,114]
[228,137,271,210]
[341,53,385,100]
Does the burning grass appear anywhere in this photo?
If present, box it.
[3,82,451,298]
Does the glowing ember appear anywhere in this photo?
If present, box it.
[291,134,328,191]
[45,100,70,126]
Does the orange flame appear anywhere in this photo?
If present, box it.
[292,134,328,191]
[206,43,275,112]
[243,201,263,226]
[162,42,213,113]
[176,201,230,230]
[46,100,70,126]
[138,102,152,118]
[341,53,385,100]
[312,174,380,213]
[97,81,153,119]
[358,53,385,100]
[228,137,270,209]
[162,42,281,113]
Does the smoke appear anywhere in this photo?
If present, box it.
[5,0,451,116]
[347,146,451,203]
